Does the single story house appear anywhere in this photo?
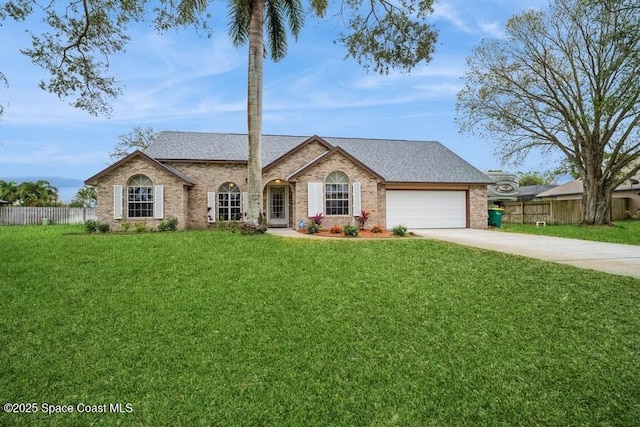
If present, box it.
[85,132,493,230]
[537,179,640,217]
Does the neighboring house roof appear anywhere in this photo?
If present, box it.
[84,150,197,186]
[537,178,640,198]
[518,185,557,199]
[537,179,584,197]
[144,131,492,184]
[0,199,10,205]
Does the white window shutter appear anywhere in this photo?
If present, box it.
[307,182,323,217]
[113,185,123,219]
[353,182,362,216]
[154,186,164,219]
[242,192,248,218]
[207,191,216,222]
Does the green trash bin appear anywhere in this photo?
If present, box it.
[488,208,504,228]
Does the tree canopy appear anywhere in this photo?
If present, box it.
[110,126,158,161]
[456,0,640,224]
[70,185,97,207]
[0,179,60,206]
[0,0,438,118]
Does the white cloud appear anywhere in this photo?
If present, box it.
[0,141,108,165]
[478,21,505,39]
[432,2,474,33]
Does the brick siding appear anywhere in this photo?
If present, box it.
[94,143,489,230]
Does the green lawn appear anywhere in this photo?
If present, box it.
[500,221,640,245]
[1,225,639,426]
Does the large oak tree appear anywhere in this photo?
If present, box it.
[1,0,439,228]
[456,0,640,225]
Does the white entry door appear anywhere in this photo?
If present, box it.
[268,186,288,227]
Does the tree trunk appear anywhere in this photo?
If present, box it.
[581,168,613,225]
[246,0,265,228]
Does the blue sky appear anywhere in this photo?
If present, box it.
[0,0,549,201]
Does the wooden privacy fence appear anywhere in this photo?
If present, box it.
[0,207,97,225]
[503,199,627,224]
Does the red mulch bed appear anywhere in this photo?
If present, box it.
[297,228,402,238]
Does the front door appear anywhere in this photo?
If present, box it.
[268,186,288,227]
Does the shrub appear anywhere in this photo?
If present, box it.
[370,224,384,233]
[84,219,98,233]
[356,210,369,229]
[330,225,343,234]
[343,224,359,236]
[97,222,111,233]
[307,223,320,234]
[158,217,179,232]
[134,222,147,233]
[392,224,408,236]
[120,221,131,232]
[238,221,268,234]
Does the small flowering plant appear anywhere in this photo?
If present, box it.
[357,210,369,229]
[311,212,324,226]
[307,212,324,234]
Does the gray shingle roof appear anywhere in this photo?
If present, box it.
[144,131,491,184]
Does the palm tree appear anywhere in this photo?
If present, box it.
[70,186,97,208]
[0,180,20,204]
[17,180,59,206]
[179,0,307,229]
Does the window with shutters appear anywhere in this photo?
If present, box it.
[127,175,154,218]
[325,171,349,215]
[218,182,241,221]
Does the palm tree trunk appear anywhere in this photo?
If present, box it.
[246,0,265,227]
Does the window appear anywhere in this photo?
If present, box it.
[325,171,349,215]
[218,182,241,221]
[127,175,154,218]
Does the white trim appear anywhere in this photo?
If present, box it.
[207,192,216,222]
[352,182,362,215]
[307,182,323,217]
[154,186,164,219]
[113,185,123,219]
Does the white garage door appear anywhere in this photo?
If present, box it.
[386,190,467,229]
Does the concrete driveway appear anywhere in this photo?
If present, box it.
[413,228,640,280]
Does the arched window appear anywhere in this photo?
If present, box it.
[325,171,349,215]
[218,182,241,221]
[127,175,154,218]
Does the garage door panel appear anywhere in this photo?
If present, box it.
[386,190,466,228]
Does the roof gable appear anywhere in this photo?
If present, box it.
[288,147,385,182]
[263,135,333,173]
[85,150,196,186]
